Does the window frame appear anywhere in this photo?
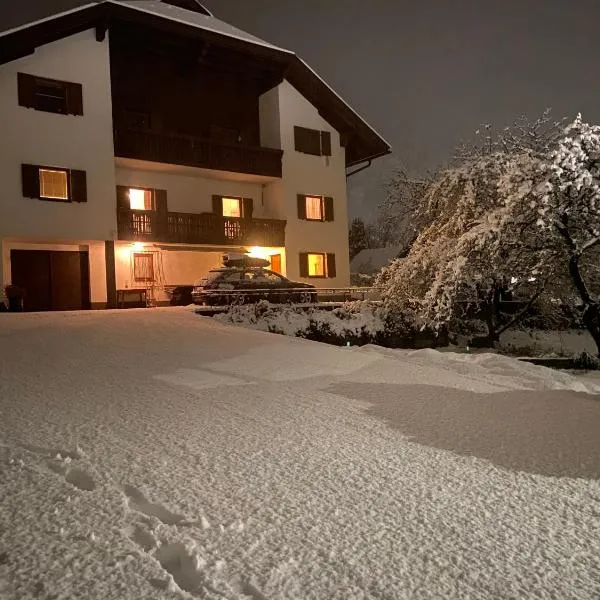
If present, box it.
[294,126,332,157]
[221,196,242,218]
[133,253,155,283]
[39,168,70,202]
[299,252,336,279]
[305,195,324,221]
[18,72,84,116]
[307,253,327,278]
[21,164,87,203]
[127,187,155,211]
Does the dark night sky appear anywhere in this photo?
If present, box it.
[6,0,600,220]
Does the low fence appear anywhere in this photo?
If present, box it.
[194,286,379,306]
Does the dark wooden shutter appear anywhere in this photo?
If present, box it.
[297,194,307,220]
[66,82,84,116]
[294,126,321,156]
[21,164,40,198]
[299,253,309,278]
[17,73,36,108]
[326,253,336,278]
[242,197,254,219]
[154,189,168,238]
[321,131,332,156]
[116,185,130,211]
[70,170,87,203]
[155,189,168,214]
[212,195,223,215]
[324,197,334,222]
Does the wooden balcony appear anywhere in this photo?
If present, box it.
[118,209,286,247]
[114,128,283,178]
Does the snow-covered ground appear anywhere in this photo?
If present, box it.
[1,308,599,600]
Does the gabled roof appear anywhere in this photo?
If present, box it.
[0,0,391,166]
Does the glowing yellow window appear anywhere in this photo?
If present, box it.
[305,196,323,220]
[222,197,241,218]
[39,169,68,200]
[129,188,153,211]
[307,253,325,277]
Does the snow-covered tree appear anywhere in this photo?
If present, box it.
[533,115,600,355]
[348,217,370,259]
[377,111,565,344]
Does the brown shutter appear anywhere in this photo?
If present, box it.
[324,197,334,222]
[66,82,84,116]
[326,253,336,278]
[17,73,36,108]
[155,189,168,214]
[70,170,87,203]
[297,194,307,220]
[21,164,40,198]
[294,126,321,156]
[116,185,130,211]
[212,195,223,215]
[321,131,332,156]
[294,126,306,152]
[299,253,309,278]
[242,197,254,219]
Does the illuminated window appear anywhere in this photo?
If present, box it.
[133,253,154,282]
[305,196,323,220]
[222,197,241,218]
[39,169,68,200]
[129,188,153,211]
[307,253,325,277]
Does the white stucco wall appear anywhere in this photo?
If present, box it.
[115,168,270,217]
[0,30,117,242]
[260,80,350,286]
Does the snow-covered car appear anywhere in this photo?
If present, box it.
[192,267,318,306]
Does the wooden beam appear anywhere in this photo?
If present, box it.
[95,21,108,43]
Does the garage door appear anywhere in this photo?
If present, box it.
[10,250,91,312]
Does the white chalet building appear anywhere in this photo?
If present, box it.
[0,0,390,310]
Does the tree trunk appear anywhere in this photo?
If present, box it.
[582,304,600,359]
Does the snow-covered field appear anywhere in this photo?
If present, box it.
[1,308,599,600]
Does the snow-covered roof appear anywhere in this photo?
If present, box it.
[350,246,404,274]
[108,1,292,53]
[0,0,391,166]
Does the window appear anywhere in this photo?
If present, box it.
[18,73,83,116]
[306,196,323,221]
[22,164,87,203]
[39,169,68,200]
[222,197,242,218]
[297,195,334,221]
[128,188,153,211]
[308,253,325,277]
[133,253,154,282]
[294,126,332,157]
[212,196,254,220]
[299,252,336,279]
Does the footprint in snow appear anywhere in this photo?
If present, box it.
[123,485,185,526]
[46,460,96,491]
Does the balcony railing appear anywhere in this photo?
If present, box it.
[118,209,286,247]
[114,128,283,178]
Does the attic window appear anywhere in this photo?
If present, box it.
[18,73,83,116]
[294,126,332,157]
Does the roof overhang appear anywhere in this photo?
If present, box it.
[0,1,391,167]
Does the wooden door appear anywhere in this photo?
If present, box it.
[10,250,52,311]
[50,251,90,311]
[10,250,90,311]
[270,254,282,274]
